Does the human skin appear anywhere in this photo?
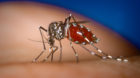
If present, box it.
[0,2,140,78]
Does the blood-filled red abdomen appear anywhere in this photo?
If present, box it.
[67,23,98,44]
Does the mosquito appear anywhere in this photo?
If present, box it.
[32,14,128,63]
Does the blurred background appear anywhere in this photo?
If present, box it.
[0,0,140,49]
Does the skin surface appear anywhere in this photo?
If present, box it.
[0,2,140,78]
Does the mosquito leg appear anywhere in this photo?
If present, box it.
[64,14,71,25]
[68,29,79,63]
[33,50,46,62]
[32,26,48,62]
[50,46,58,62]
[64,14,88,25]
[90,43,128,62]
[64,15,79,62]
[43,46,58,62]
[39,26,47,50]
[80,44,104,59]
[43,47,52,62]
[71,15,77,23]
[59,40,63,62]
[70,41,79,63]
[51,51,54,62]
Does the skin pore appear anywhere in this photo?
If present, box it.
[0,2,140,78]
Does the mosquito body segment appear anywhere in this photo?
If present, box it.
[67,23,98,44]
[48,21,65,40]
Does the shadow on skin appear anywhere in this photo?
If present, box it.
[0,2,140,78]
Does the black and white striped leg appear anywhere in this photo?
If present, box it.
[70,41,79,63]
[59,40,63,62]
[32,26,48,62]
[90,43,128,62]
[64,13,77,25]
[90,43,108,59]
[80,44,103,59]
[68,27,79,63]
[42,46,58,62]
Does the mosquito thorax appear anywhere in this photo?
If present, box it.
[48,21,65,40]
